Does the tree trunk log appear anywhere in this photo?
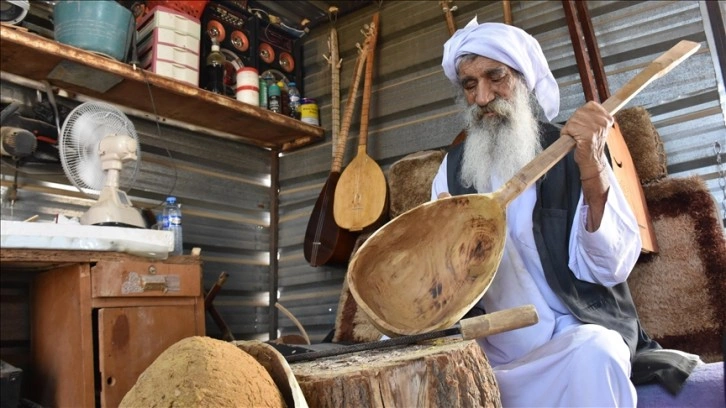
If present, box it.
[290,339,501,408]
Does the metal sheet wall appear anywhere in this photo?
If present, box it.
[2,0,722,345]
[278,0,726,342]
[0,77,273,341]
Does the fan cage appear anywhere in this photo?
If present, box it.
[59,102,141,196]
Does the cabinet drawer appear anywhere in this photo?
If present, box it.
[92,260,201,298]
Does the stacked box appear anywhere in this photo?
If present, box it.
[137,6,201,86]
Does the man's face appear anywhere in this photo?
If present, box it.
[458,56,519,123]
[457,56,540,192]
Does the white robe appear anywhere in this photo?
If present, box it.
[431,154,642,407]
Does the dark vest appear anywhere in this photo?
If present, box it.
[446,123,696,393]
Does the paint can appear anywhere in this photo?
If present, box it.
[236,67,259,106]
[300,98,319,126]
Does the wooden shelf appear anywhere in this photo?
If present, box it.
[0,25,324,151]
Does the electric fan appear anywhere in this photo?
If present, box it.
[59,101,145,228]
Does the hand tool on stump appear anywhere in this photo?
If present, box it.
[286,304,538,363]
[205,271,234,341]
[347,39,702,337]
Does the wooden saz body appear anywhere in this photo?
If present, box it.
[333,13,388,232]
[304,172,358,266]
[303,21,375,266]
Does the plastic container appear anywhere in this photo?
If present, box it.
[259,77,268,109]
[163,196,183,256]
[287,82,301,119]
[137,23,200,55]
[142,58,199,86]
[143,0,209,21]
[54,0,135,62]
[259,71,274,109]
[140,42,199,69]
[154,213,164,230]
[136,5,201,40]
[236,67,259,106]
[278,81,289,116]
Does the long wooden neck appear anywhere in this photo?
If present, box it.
[358,12,379,150]
[495,39,700,208]
[331,26,372,173]
[439,1,456,36]
[329,27,341,161]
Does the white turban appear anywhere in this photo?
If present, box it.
[442,17,560,121]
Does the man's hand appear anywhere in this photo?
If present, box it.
[437,192,452,199]
[561,101,612,232]
[561,101,613,178]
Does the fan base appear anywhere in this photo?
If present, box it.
[81,198,145,229]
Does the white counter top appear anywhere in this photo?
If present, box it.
[0,220,173,259]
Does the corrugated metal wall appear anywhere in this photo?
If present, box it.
[2,0,723,346]
[0,76,274,342]
[279,0,726,342]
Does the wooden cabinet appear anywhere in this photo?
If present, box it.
[1,250,204,408]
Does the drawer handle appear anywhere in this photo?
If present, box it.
[141,275,167,292]
[121,272,181,294]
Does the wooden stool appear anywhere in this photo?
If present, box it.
[290,339,501,408]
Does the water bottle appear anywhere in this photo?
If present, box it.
[287,82,301,120]
[268,82,281,113]
[163,196,183,256]
[154,213,164,230]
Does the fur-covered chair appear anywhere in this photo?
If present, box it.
[331,107,725,407]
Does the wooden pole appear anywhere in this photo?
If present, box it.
[502,0,513,25]
[561,0,659,253]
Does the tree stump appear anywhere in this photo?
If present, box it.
[290,339,501,408]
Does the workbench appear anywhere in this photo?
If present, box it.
[0,249,205,407]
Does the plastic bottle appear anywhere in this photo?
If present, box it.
[278,81,290,116]
[259,76,269,109]
[154,213,164,230]
[205,38,225,94]
[287,82,301,120]
[259,72,275,109]
[163,196,183,256]
[268,82,281,113]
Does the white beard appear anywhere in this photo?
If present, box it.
[460,81,542,193]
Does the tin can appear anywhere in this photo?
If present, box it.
[300,98,319,126]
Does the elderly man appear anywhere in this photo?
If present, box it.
[432,19,696,406]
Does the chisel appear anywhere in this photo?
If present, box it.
[286,304,538,363]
